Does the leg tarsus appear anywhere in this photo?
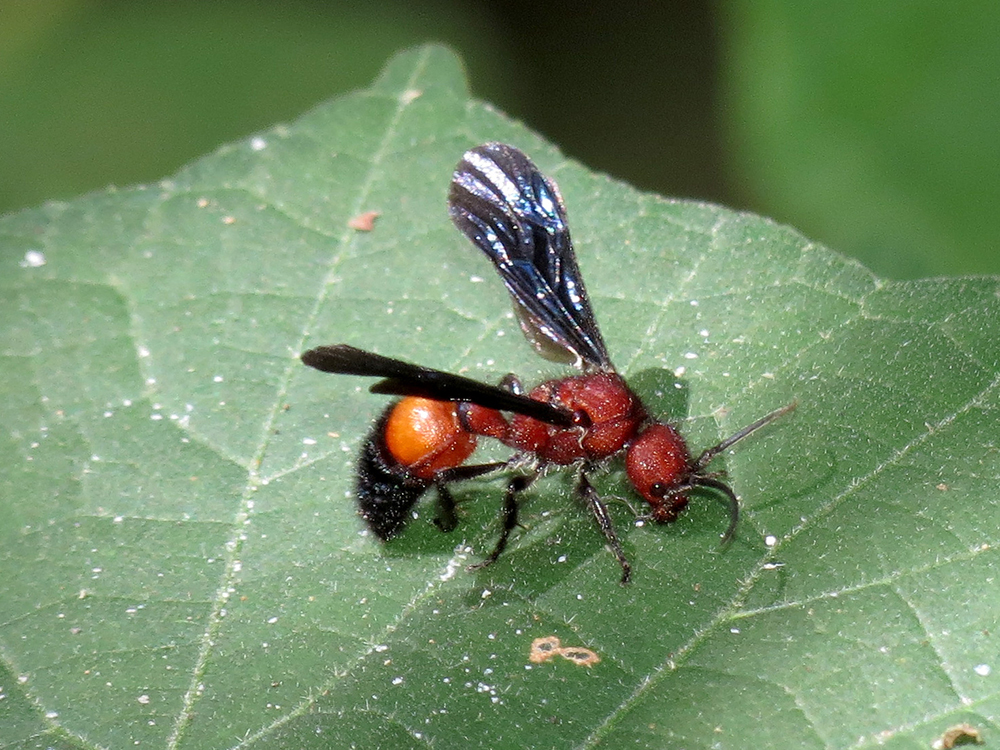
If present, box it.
[577,472,632,585]
[431,461,508,532]
[469,470,538,572]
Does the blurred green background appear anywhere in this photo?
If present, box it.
[2,0,997,279]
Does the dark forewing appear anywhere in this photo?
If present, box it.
[448,143,612,371]
[301,344,575,427]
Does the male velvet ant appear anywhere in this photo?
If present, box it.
[302,143,793,583]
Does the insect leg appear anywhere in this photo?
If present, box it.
[577,471,632,585]
[497,373,524,395]
[431,461,509,532]
[468,468,541,572]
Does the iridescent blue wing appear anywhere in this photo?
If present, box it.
[448,143,612,371]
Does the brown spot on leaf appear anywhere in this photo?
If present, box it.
[934,724,983,749]
[528,636,600,667]
[348,211,380,231]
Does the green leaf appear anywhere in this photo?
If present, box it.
[1,45,998,749]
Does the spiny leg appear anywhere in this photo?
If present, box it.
[577,471,632,585]
[468,468,540,571]
[432,461,509,532]
[431,372,527,535]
